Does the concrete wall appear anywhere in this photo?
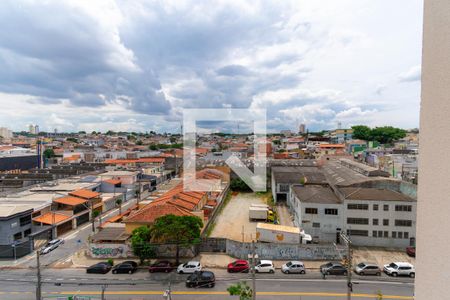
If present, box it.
[226,240,340,260]
[416,1,450,299]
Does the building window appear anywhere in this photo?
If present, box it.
[404,232,409,239]
[373,231,378,237]
[305,208,318,214]
[383,205,389,211]
[347,203,369,210]
[312,223,320,228]
[347,218,369,225]
[19,215,31,227]
[395,220,412,227]
[13,232,22,241]
[325,208,338,215]
[395,205,412,212]
[392,231,397,238]
[383,219,389,226]
[347,229,368,237]
[398,232,403,239]
[373,219,379,226]
[279,184,289,192]
[24,229,31,237]
[384,231,389,238]
[373,204,379,211]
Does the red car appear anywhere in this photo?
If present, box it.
[227,260,250,273]
[149,260,173,273]
[406,247,416,257]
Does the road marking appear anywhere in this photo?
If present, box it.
[57,291,414,299]
[255,278,414,286]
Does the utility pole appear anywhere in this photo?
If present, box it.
[91,201,95,232]
[163,282,172,300]
[101,284,107,300]
[36,250,42,300]
[250,240,256,300]
[340,233,353,300]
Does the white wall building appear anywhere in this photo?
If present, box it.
[0,127,13,139]
[289,185,416,248]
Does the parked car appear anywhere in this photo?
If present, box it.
[320,262,347,275]
[281,261,306,274]
[112,261,138,274]
[354,262,381,276]
[149,260,173,273]
[177,261,202,274]
[227,260,250,273]
[185,271,216,288]
[406,246,416,257]
[40,238,64,255]
[86,262,112,274]
[254,260,275,273]
[383,262,415,278]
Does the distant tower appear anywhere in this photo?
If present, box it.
[29,124,34,134]
[34,125,39,135]
[337,121,342,129]
[299,124,306,134]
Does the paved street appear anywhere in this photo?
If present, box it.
[0,274,414,300]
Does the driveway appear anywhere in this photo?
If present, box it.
[210,192,266,242]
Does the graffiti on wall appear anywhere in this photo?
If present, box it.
[90,243,132,258]
[226,240,339,260]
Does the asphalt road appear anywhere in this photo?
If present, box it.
[0,267,415,300]
[0,275,414,300]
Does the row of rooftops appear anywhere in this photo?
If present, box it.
[291,185,414,205]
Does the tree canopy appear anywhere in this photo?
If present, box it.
[230,178,252,192]
[150,215,203,264]
[351,125,406,144]
[131,226,155,264]
[43,148,55,159]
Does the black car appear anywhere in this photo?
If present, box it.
[186,271,215,288]
[86,262,112,274]
[112,261,138,274]
[320,262,348,275]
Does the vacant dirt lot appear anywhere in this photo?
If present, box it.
[210,192,266,242]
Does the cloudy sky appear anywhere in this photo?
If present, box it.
[0,0,423,133]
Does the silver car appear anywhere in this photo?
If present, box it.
[281,261,306,274]
[354,262,381,276]
[40,238,64,255]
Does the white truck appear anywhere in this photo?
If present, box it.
[249,206,274,222]
[256,223,302,244]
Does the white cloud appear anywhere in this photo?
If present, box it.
[398,65,422,82]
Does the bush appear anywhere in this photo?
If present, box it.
[107,258,114,266]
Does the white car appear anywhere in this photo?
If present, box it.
[254,260,275,273]
[383,262,415,278]
[281,261,306,274]
[177,261,202,274]
[40,238,64,255]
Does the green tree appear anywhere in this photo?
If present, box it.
[149,144,158,151]
[351,125,372,141]
[116,198,123,215]
[272,140,281,145]
[131,226,155,264]
[230,178,252,192]
[227,281,253,300]
[135,140,143,145]
[66,137,78,143]
[370,126,406,144]
[43,148,55,159]
[150,215,203,264]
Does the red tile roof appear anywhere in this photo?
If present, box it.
[319,144,345,148]
[105,157,165,164]
[124,202,193,223]
[33,212,71,225]
[103,179,121,185]
[53,196,87,206]
[69,189,100,199]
